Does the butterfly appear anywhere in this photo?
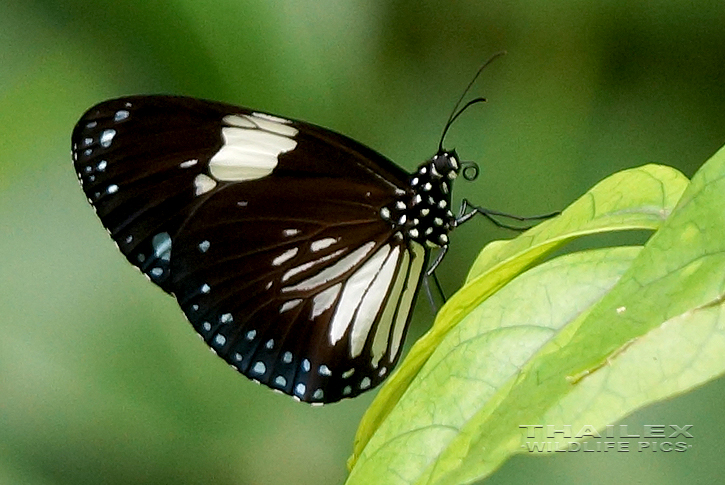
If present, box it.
[71,55,544,404]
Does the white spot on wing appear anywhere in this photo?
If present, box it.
[283,228,300,237]
[208,114,298,182]
[245,114,297,136]
[107,184,118,194]
[99,129,116,147]
[114,110,130,122]
[252,362,266,375]
[310,237,337,252]
[282,242,376,292]
[252,112,293,125]
[282,249,346,282]
[224,115,255,128]
[349,246,400,359]
[273,247,298,266]
[194,174,217,195]
[371,248,410,367]
[179,159,198,169]
[151,232,172,261]
[389,243,426,360]
[311,283,341,318]
[280,299,302,313]
[328,245,391,347]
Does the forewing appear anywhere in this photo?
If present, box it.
[72,96,427,403]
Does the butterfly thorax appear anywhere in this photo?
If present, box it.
[380,150,459,248]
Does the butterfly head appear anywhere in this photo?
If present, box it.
[431,149,461,178]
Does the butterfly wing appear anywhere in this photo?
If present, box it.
[72,96,427,403]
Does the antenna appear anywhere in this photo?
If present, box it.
[438,51,507,152]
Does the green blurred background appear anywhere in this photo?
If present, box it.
[2,1,725,484]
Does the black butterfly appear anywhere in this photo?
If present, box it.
[71,56,546,404]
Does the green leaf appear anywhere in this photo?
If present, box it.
[346,146,725,485]
[350,164,689,467]
[347,246,640,484]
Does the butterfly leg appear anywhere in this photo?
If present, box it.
[455,198,559,231]
[423,269,448,313]
[427,245,449,276]
[422,246,451,312]
[422,277,436,313]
